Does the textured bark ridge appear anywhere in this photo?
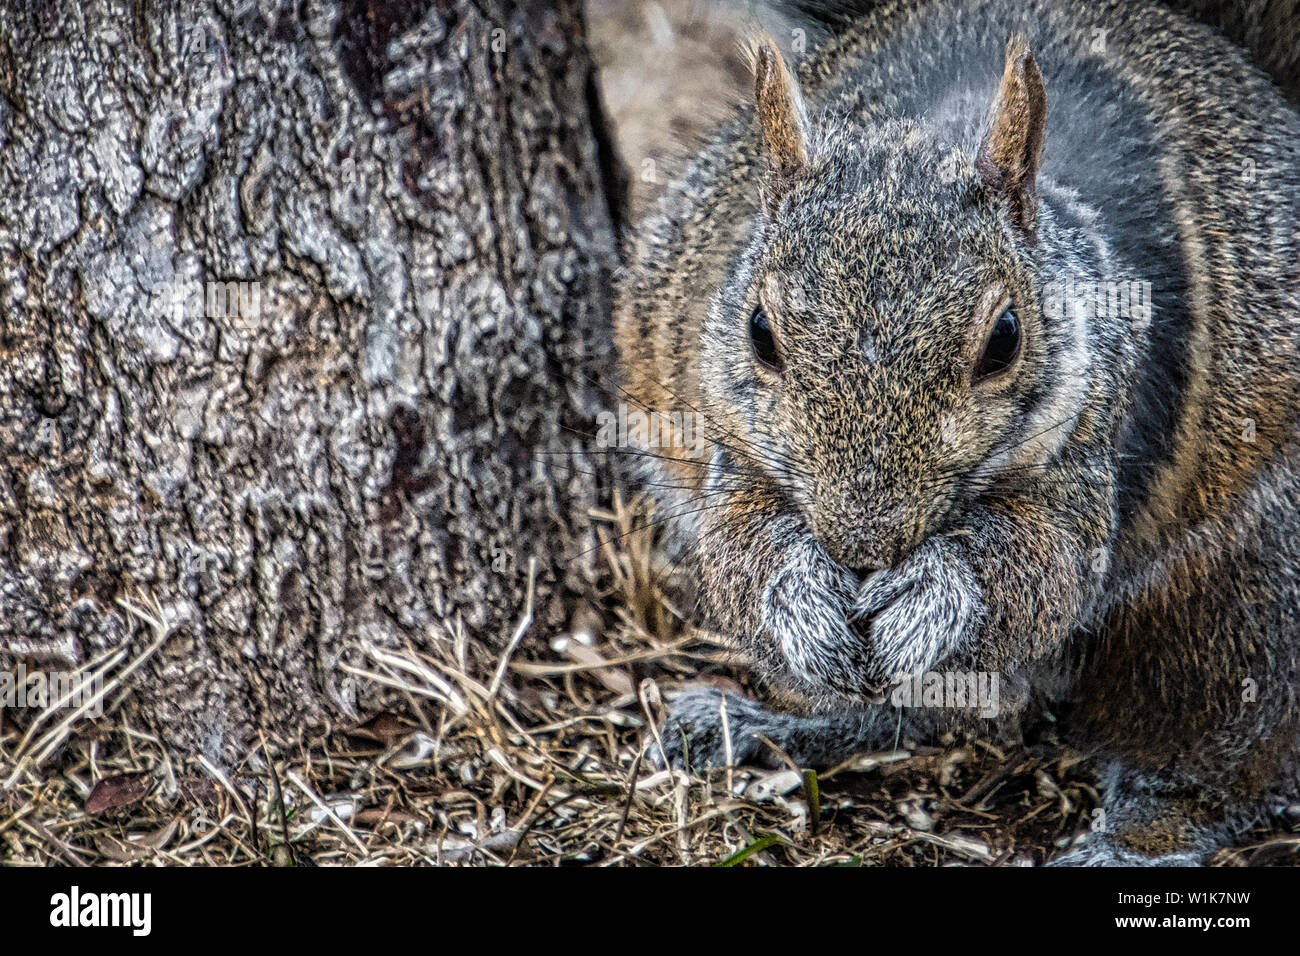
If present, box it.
[0,0,616,762]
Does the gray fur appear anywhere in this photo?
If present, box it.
[616,0,1300,865]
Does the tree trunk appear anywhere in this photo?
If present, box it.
[0,0,617,764]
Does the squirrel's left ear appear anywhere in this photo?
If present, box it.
[753,39,811,213]
[976,35,1047,238]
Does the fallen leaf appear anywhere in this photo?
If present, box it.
[85,773,151,814]
[93,834,151,862]
[349,711,416,747]
[564,643,634,696]
[354,807,423,828]
[134,818,180,851]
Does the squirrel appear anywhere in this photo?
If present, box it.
[613,0,1300,865]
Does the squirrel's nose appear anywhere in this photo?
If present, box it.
[813,501,908,571]
[822,533,903,575]
[849,563,888,582]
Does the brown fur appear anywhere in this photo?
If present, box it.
[975,35,1047,235]
[616,0,1300,864]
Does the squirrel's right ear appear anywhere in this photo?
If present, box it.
[753,39,811,213]
[976,35,1047,239]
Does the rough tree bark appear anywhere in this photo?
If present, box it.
[0,0,618,763]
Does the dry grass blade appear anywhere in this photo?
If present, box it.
[1,496,1292,868]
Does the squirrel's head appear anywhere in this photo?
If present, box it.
[701,36,1094,574]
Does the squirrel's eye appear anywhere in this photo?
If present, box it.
[749,307,784,373]
[974,306,1020,382]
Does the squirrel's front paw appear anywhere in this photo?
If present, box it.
[761,549,882,699]
[851,537,981,682]
[650,687,789,771]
